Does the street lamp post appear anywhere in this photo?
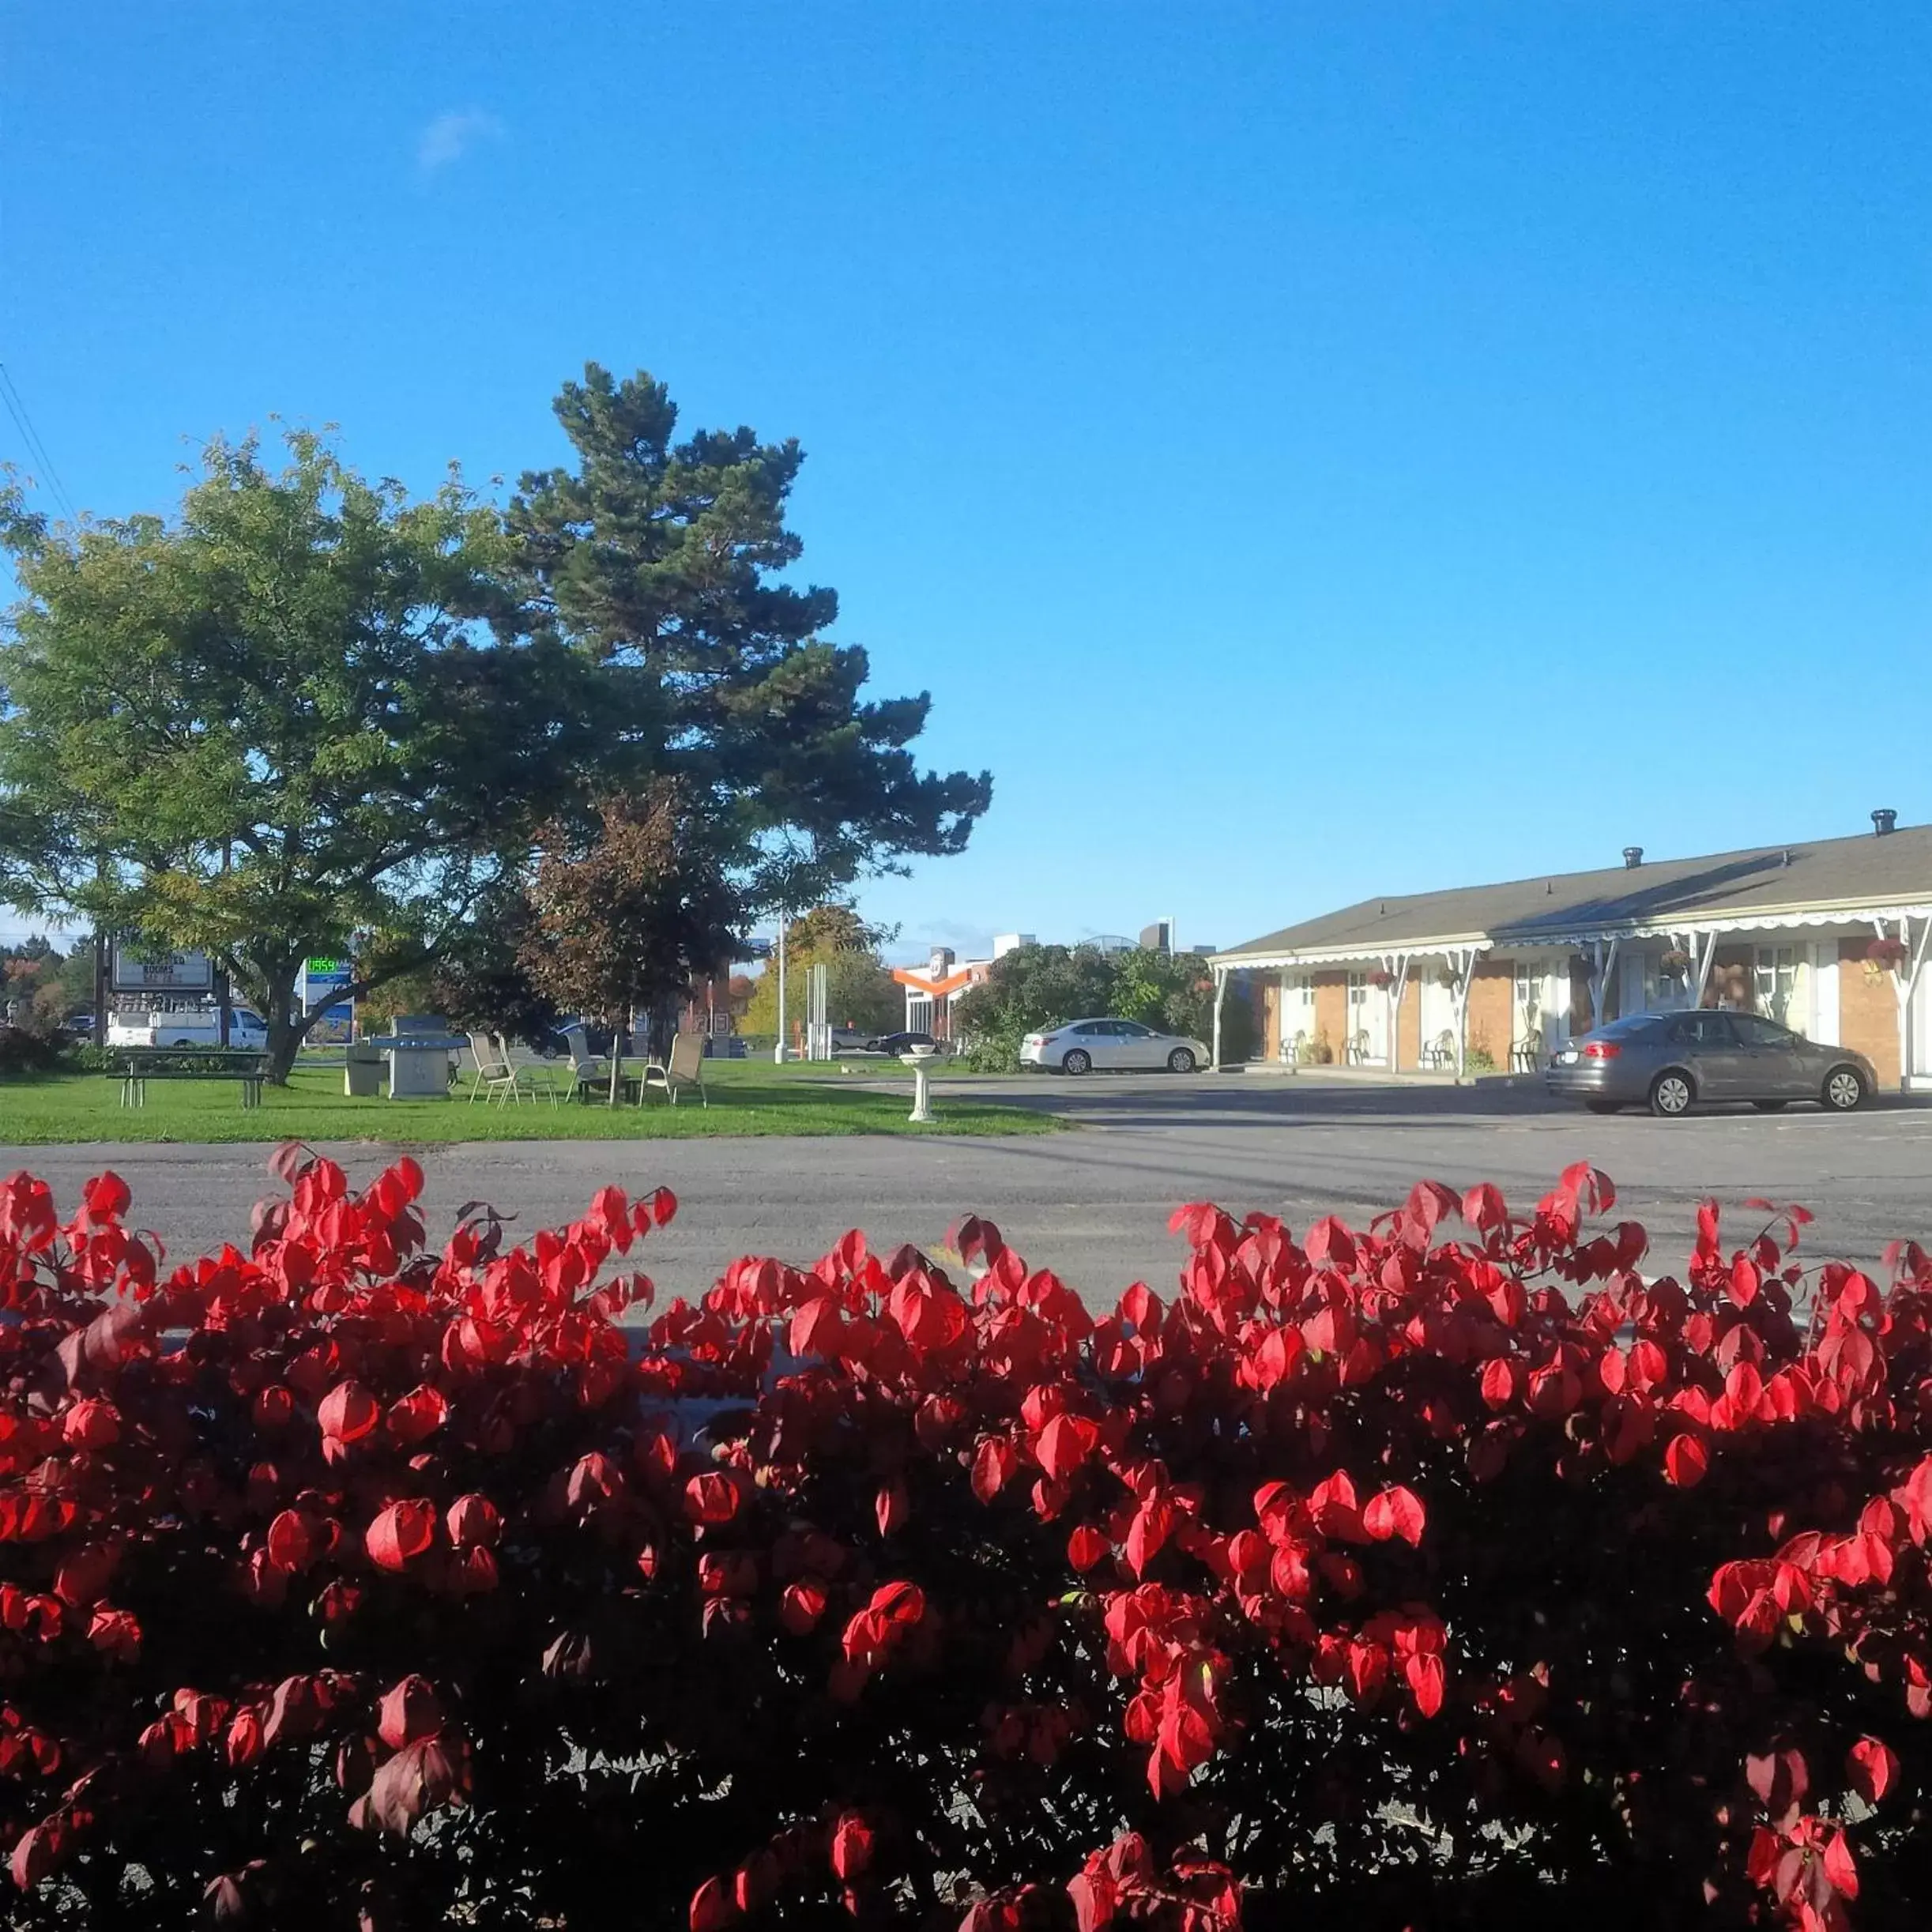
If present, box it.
[773,912,789,1063]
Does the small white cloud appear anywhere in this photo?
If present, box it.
[416,108,503,175]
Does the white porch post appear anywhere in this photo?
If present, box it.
[1451,946,1482,1080]
[1587,937,1621,1031]
[1882,915,1932,1090]
[1692,928,1719,1006]
[1381,951,1411,1072]
[1211,966,1228,1070]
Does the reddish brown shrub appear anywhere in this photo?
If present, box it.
[2,1154,1930,1929]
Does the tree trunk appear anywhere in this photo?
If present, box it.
[261,965,307,1085]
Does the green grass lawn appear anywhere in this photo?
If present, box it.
[0,1060,1058,1146]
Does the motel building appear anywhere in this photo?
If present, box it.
[1207,813,1932,1090]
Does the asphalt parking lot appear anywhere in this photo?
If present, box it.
[5,1073,1930,1308]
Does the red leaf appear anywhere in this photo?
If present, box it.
[378,1675,445,1749]
[1847,1736,1898,1804]
[365,1736,465,1835]
[1362,1486,1426,1547]
[1663,1434,1708,1487]
[830,1811,874,1880]
[1068,1524,1111,1571]
[1036,1413,1099,1483]
[875,1478,909,1536]
[10,1817,62,1890]
[318,1380,380,1444]
[780,1582,827,1634]
[690,1877,739,1931]
[385,1385,449,1445]
[445,1494,500,1550]
[83,1169,131,1220]
[365,1499,436,1571]
[1407,1651,1445,1716]
[1822,1828,1859,1900]
[1480,1358,1521,1410]
[1559,1162,1616,1215]
[685,1471,744,1525]
[266,1510,316,1574]
[1461,1181,1508,1230]
[1304,1216,1358,1268]
[1728,1256,1761,1308]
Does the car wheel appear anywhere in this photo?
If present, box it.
[1061,1049,1092,1076]
[1648,1071,1694,1117]
[1822,1066,1866,1113]
[1167,1048,1196,1074]
[1585,1099,1620,1114]
[1752,1099,1789,1112]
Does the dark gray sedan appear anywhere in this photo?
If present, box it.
[1546,1010,1877,1117]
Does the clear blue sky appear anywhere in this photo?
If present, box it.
[3,3,1927,960]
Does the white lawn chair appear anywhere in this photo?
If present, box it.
[465,1031,520,1105]
[641,1030,708,1106]
[496,1032,562,1106]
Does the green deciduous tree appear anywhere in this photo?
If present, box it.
[0,437,606,1081]
[740,903,902,1041]
[951,943,1256,1070]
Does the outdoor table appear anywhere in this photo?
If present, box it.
[899,1049,938,1124]
[363,1034,467,1099]
[110,1047,270,1109]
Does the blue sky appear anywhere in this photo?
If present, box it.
[2,3,1927,960]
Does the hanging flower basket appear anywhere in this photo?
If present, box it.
[1434,963,1463,992]
[1368,969,1395,991]
[1659,949,1692,977]
[1867,936,1910,973]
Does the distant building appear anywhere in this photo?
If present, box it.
[1210,813,1932,1086]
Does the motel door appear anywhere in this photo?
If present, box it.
[1346,973,1388,1065]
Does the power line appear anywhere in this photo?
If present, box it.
[0,360,79,524]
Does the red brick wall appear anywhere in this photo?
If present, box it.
[1839,940,1900,1088]
[1260,978,1280,1061]
[1467,961,1512,1069]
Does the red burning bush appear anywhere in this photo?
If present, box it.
[2,1151,1931,1929]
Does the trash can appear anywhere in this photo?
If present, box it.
[344,1042,384,1098]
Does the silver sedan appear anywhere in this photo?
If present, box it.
[1546,1010,1877,1117]
[1020,1018,1212,1075]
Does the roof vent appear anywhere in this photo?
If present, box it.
[1874,808,1898,837]
[1622,845,1644,869]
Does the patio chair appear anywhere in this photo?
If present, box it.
[1282,1028,1307,1065]
[1511,1027,1543,1072]
[1422,1029,1456,1069]
[495,1032,562,1107]
[465,1031,520,1105]
[642,1030,709,1106]
[562,1025,611,1103]
[1346,1028,1372,1065]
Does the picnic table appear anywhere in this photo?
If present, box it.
[110,1046,271,1109]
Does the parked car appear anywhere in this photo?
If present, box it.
[1546,1010,1876,1117]
[1020,1018,1212,1075]
[864,1030,940,1057]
